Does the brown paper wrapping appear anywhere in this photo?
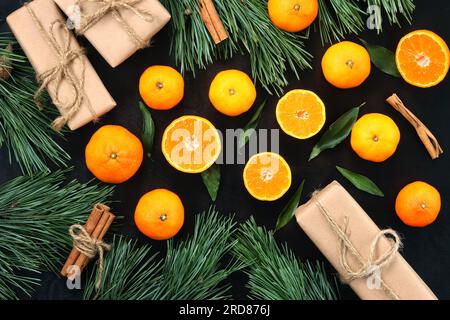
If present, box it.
[7,0,116,131]
[54,0,171,67]
[295,181,437,300]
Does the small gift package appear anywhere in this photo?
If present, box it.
[295,181,437,300]
[54,0,171,67]
[7,0,116,130]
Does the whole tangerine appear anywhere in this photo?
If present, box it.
[209,69,256,117]
[85,125,143,184]
[350,113,400,162]
[134,189,185,240]
[139,65,184,110]
[268,0,319,32]
[395,181,441,227]
[321,41,371,89]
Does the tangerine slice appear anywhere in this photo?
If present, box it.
[276,89,326,139]
[162,115,221,173]
[243,152,292,201]
[396,30,449,88]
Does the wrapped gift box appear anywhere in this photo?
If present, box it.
[7,0,116,130]
[54,0,171,67]
[295,180,437,300]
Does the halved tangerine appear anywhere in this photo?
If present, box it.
[276,89,326,139]
[162,115,221,173]
[243,152,292,201]
[396,30,449,88]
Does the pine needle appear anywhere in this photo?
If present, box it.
[0,33,70,175]
[234,217,338,300]
[315,0,415,44]
[0,169,114,299]
[365,0,415,30]
[315,0,365,44]
[85,207,239,300]
[83,235,162,300]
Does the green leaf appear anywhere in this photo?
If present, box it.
[309,103,365,161]
[275,179,305,232]
[139,102,155,158]
[336,166,384,197]
[201,163,221,201]
[238,100,267,150]
[360,39,401,78]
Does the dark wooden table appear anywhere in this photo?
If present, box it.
[1,0,449,300]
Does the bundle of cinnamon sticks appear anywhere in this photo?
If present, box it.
[61,203,115,278]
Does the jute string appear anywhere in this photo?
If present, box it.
[69,224,111,290]
[312,192,402,300]
[74,0,154,49]
[25,3,97,131]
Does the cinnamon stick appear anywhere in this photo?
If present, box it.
[386,94,443,159]
[60,203,108,276]
[199,0,228,44]
[79,211,116,270]
[72,210,115,271]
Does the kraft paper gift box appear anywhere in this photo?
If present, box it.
[54,0,171,67]
[7,0,116,130]
[295,180,437,300]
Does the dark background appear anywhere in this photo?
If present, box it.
[1,0,449,300]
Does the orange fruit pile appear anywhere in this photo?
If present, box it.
[85,125,143,184]
[396,30,449,88]
[139,65,184,110]
[395,181,441,227]
[350,113,400,163]
[243,152,292,201]
[162,115,221,173]
[209,69,256,116]
[134,189,184,240]
[268,0,319,32]
[276,89,326,139]
[321,41,371,89]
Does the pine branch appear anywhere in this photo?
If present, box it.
[151,207,239,300]
[315,0,365,44]
[85,207,239,300]
[162,0,312,95]
[234,217,338,300]
[365,0,415,30]
[83,235,162,300]
[315,0,415,44]
[0,33,70,175]
[0,169,114,299]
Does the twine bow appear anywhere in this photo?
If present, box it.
[312,193,402,300]
[74,0,154,49]
[69,224,111,290]
[26,4,97,131]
